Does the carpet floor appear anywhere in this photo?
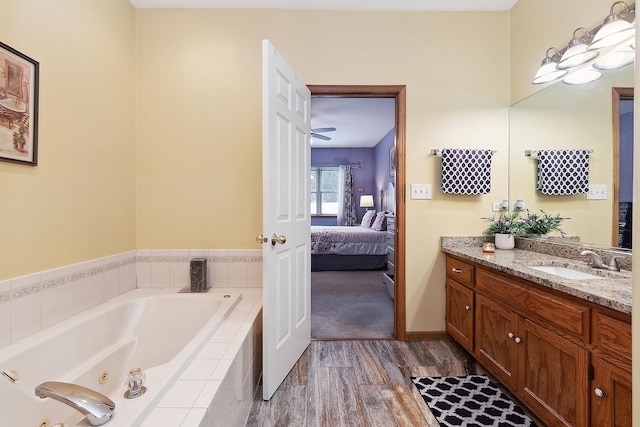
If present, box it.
[311,270,394,340]
[411,375,537,426]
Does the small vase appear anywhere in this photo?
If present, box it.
[494,233,515,250]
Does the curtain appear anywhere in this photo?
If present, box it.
[337,165,357,226]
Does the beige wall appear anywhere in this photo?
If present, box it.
[135,10,511,332]
[0,0,137,280]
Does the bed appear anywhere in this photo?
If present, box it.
[311,182,396,271]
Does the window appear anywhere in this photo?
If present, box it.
[310,167,339,215]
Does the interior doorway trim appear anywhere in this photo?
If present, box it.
[611,87,634,247]
[308,84,407,340]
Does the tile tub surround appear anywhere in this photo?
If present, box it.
[135,249,263,289]
[0,249,263,351]
[139,288,263,427]
[441,237,631,314]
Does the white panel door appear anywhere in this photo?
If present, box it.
[261,39,311,401]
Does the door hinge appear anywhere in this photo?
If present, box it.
[588,364,594,380]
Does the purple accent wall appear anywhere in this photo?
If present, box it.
[311,147,375,225]
[374,128,396,204]
[619,105,633,203]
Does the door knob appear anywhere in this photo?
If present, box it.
[271,234,287,245]
[256,234,268,244]
[594,387,605,398]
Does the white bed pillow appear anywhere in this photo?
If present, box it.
[360,210,377,228]
[371,212,387,231]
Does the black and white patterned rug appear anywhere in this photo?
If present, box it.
[411,375,537,426]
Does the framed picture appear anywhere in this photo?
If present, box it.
[0,41,39,166]
[389,146,396,177]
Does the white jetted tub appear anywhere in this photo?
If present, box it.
[0,290,241,426]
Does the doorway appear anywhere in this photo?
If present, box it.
[612,87,633,249]
[308,85,406,340]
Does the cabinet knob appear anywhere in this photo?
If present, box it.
[465,305,471,311]
[594,388,605,398]
[508,332,514,339]
[451,268,463,273]
[514,337,522,344]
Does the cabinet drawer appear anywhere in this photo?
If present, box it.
[593,310,632,361]
[387,260,395,277]
[386,232,394,246]
[477,269,590,343]
[446,257,474,287]
[386,217,396,232]
[387,247,395,262]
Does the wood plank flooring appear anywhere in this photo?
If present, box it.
[246,339,475,427]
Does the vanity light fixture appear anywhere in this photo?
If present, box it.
[562,66,602,85]
[532,48,568,85]
[557,28,599,69]
[588,1,635,51]
[593,44,635,70]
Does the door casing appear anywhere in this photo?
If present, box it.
[308,85,406,340]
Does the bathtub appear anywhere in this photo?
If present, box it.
[0,290,242,427]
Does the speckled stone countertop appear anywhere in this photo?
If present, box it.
[441,236,632,315]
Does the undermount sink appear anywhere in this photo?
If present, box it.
[528,265,602,280]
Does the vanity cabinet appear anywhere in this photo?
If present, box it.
[591,355,632,426]
[445,257,475,352]
[444,254,631,427]
[590,310,632,426]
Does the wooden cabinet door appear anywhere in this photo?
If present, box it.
[517,318,590,427]
[474,294,518,389]
[591,356,632,427]
[446,279,474,352]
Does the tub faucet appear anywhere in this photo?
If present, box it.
[579,250,620,271]
[35,381,115,426]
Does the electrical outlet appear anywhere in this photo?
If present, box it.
[492,202,502,212]
[586,184,607,200]
[411,184,432,200]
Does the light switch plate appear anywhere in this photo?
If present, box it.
[586,184,607,200]
[411,184,432,200]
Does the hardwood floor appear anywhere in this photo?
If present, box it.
[246,339,474,427]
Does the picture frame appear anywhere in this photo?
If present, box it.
[0,41,39,166]
[389,146,396,177]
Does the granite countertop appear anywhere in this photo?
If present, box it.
[441,237,632,314]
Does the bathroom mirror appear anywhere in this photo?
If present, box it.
[509,64,634,251]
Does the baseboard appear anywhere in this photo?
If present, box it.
[404,331,452,341]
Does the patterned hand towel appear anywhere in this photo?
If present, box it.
[441,149,493,195]
[537,149,590,195]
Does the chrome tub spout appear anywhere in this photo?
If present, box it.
[35,381,115,426]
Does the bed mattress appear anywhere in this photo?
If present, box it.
[311,226,388,256]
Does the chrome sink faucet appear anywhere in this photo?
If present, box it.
[579,250,620,271]
[35,381,115,426]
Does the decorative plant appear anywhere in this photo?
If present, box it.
[482,211,527,236]
[522,209,568,237]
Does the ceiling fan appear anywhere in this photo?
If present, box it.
[311,127,337,141]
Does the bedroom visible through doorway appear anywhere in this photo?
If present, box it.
[308,85,406,340]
